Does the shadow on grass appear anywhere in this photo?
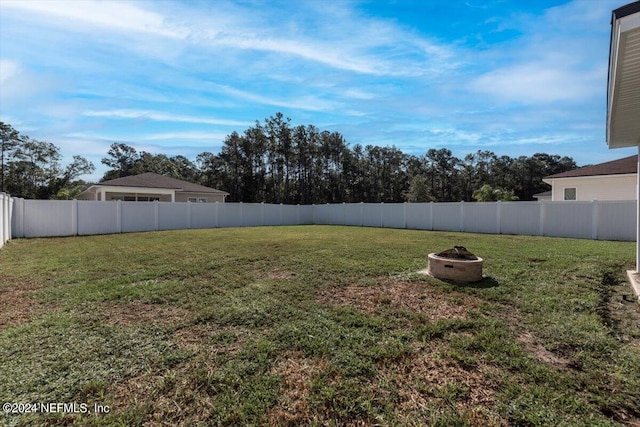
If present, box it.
[449,276,499,289]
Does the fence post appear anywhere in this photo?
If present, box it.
[360,202,364,226]
[460,201,465,232]
[380,202,384,227]
[297,204,300,225]
[496,201,502,235]
[117,200,122,233]
[0,193,5,246]
[539,200,546,236]
[215,202,220,228]
[2,193,10,244]
[429,202,434,230]
[403,202,407,229]
[591,200,598,240]
[280,203,284,226]
[239,202,244,227]
[154,201,159,231]
[187,201,192,229]
[261,202,265,226]
[8,196,13,241]
[72,199,78,236]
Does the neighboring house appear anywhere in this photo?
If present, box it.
[542,155,637,201]
[532,191,552,201]
[77,173,229,203]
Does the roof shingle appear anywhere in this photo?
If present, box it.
[546,155,637,179]
[98,173,229,194]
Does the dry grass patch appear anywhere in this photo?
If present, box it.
[317,278,478,321]
[108,364,218,426]
[0,288,49,330]
[378,341,507,426]
[98,301,192,328]
[264,351,328,426]
[173,324,249,355]
[264,269,298,281]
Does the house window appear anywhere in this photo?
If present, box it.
[564,188,577,201]
[188,197,208,203]
[122,196,160,202]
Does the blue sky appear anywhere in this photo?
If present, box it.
[0,0,635,182]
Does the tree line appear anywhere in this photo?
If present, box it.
[0,122,95,199]
[1,114,578,202]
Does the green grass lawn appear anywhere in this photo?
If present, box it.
[1,225,639,426]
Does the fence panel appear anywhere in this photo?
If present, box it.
[0,193,8,246]
[382,203,406,229]
[262,204,280,226]
[463,203,498,234]
[501,202,541,236]
[282,205,300,225]
[23,200,74,237]
[344,203,363,226]
[298,205,314,225]
[313,204,331,225]
[241,203,263,227]
[432,203,462,231]
[596,201,636,241]
[78,201,119,235]
[191,203,218,229]
[405,203,431,230]
[10,197,23,238]
[327,204,345,225]
[121,202,157,233]
[158,203,190,230]
[543,202,593,239]
[218,203,242,228]
[362,203,383,227]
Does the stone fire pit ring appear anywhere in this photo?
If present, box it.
[426,246,484,282]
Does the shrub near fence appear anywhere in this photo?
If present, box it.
[7,199,638,242]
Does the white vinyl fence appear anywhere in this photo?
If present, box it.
[0,193,13,248]
[5,198,637,242]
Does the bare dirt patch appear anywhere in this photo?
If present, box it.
[264,351,328,426]
[98,301,191,328]
[0,288,48,330]
[377,341,507,426]
[316,278,478,321]
[518,332,572,369]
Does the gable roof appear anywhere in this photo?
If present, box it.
[545,155,637,179]
[98,173,229,195]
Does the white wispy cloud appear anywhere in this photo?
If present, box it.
[0,59,20,84]
[83,110,251,127]
[470,62,604,104]
[210,84,343,113]
[2,0,456,77]
[467,0,615,106]
[141,131,229,142]
[1,0,186,38]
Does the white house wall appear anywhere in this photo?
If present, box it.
[548,175,637,201]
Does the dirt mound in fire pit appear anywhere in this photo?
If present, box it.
[435,246,478,260]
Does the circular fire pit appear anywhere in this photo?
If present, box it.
[426,246,483,282]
